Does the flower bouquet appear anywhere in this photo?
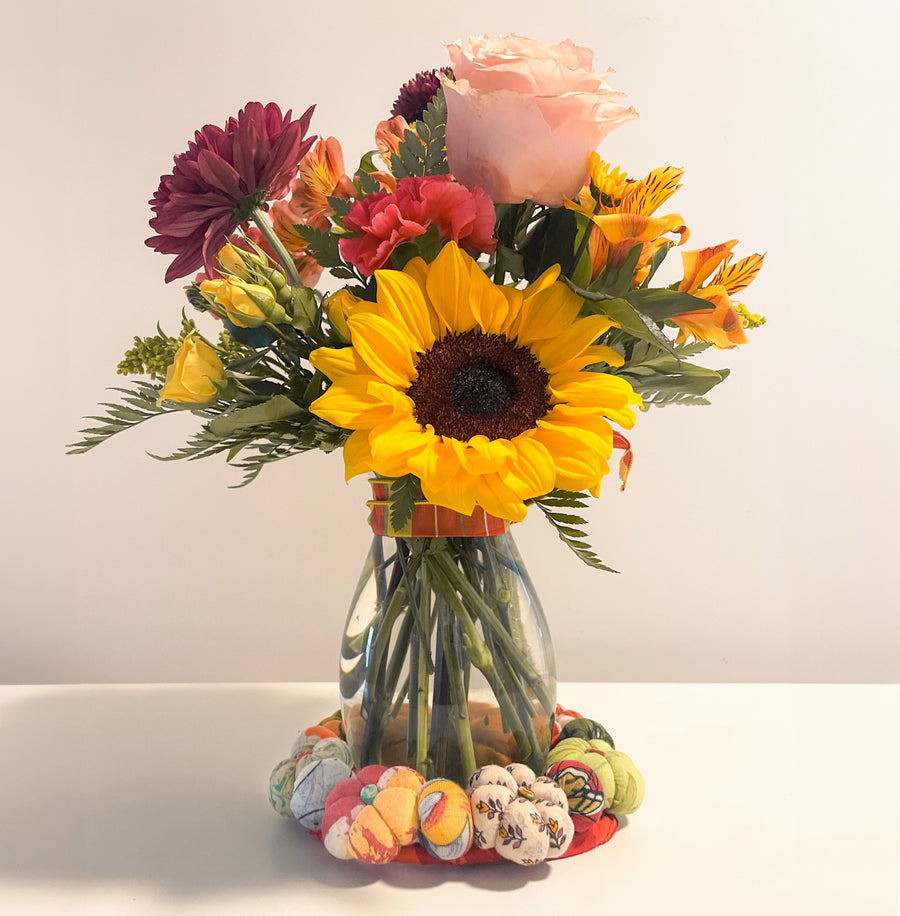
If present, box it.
[71,34,764,866]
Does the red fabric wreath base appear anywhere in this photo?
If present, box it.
[310,810,618,866]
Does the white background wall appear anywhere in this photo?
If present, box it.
[2,0,897,685]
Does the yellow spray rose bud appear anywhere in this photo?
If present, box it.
[324,288,358,342]
[217,243,287,294]
[157,334,224,406]
[217,243,251,278]
[200,277,285,328]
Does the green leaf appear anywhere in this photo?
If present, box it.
[294,223,343,268]
[326,195,352,218]
[628,365,731,405]
[521,207,577,282]
[588,295,680,357]
[640,243,670,288]
[591,242,643,296]
[290,286,318,333]
[207,395,303,437]
[625,288,716,322]
[356,170,383,197]
[385,474,421,531]
[390,88,448,179]
[67,382,169,454]
[533,490,617,572]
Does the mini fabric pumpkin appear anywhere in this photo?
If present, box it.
[544,759,605,833]
[545,738,645,815]
[269,726,353,821]
[467,764,574,865]
[557,716,616,747]
[321,765,424,863]
[417,779,474,861]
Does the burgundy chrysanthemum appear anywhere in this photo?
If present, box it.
[390,68,453,123]
[146,102,316,282]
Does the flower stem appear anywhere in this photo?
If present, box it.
[435,597,477,781]
[250,206,302,287]
[431,549,554,716]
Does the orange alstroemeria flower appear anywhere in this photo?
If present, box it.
[566,154,689,284]
[289,137,356,224]
[670,285,748,349]
[670,242,766,348]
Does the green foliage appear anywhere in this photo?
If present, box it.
[117,318,196,380]
[294,223,344,268]
[207,395,304,437]
[217,328,257,364]
[154,413,349,487]
[521,207,577,281]
[384,474,422,530]
[612,340,730,406]
[390,88,449,179]
[67,382,170,453]
[533,490,617,572]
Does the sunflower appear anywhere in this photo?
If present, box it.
[309,242,641,522]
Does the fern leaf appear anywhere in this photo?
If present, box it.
[533,490,617,572]
[385,474,421,530]
[390,89,448,179]
[67,382,167,454]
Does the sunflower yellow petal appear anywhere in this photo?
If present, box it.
[343,429,375,480]
[531,313,621,373]
[513,281,582,345]
[531,423,611,492]
[368,418,437,476]
[402,255,430,292]
[426,241,508,334]
[550,372,642,428]
[373,268,437,351]
[309,345,372,380]
[496,435,556,501]
[310,377,410,430]
[551,344,625,373]
[468,474,530,522]
[346,313,418,387]
[542,405,614,455]
[452,435,517,475]
[415,440,479,515]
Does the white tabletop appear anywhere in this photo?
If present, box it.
[1,682,898,914]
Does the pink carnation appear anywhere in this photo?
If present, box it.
[339,175,496,276]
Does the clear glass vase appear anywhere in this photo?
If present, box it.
[339,482,557,786]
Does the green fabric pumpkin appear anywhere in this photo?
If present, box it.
[545,737,645,815]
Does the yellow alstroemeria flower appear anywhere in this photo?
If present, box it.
[309,242,642,522]
[566,154,689,285]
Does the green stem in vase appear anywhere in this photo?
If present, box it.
[410,558,434,774]
[425,551,536,772]
[431,549,554,717]
[359,548,412,765]
[435,596,478,781]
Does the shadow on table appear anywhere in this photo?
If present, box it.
[0,686,549,897]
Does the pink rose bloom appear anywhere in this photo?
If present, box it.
[339,175,496,276]
[443,34,638,206]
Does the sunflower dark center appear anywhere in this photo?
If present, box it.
[452,363,515,417]
[408,330,551,441]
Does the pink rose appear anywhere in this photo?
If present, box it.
[443,34,638,206]
[339,175,496,276]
